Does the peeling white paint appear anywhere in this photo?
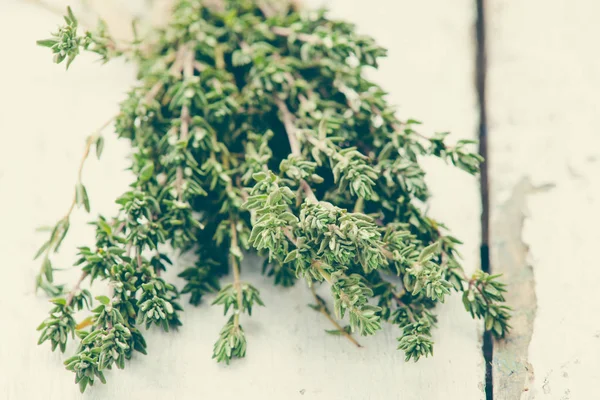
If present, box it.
[489,1,600,398]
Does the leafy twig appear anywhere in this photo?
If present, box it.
[272,26,320,45]
[34,3,509,389]
[274,96,317,202]
[230,220,244,329]
[34,117,114,294]
[310,286,362,348]
[65,272,89,307]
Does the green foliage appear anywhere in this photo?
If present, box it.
[331,274,382,336]
[63,299,147,393]
[36,7,128,68]
[397,317,434,362]
[37,298,77,352]
[137,278,183,331]
[462,271,511,338]
[213,316,247,364]
[213,282,264,316]
[35,0,509,391]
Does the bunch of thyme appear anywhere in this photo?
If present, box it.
[35,0,510,392]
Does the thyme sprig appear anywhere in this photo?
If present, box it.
[34,117,111,296]
[36,1,510,392]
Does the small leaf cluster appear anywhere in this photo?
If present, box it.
[36,7,128,68]
[402,243,453,303]
[462,271,511,338]
[37,298,78,352]
[137,278,183,330]
[212,282,264,363]
[331,274,381,336]
[36,0,510,391]
[397,316,434,362]
[63,295,147,393]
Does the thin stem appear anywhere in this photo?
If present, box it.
[36,117,115,289]
[136,248,143,269]
[310,286,362,348]
[113,221,126,236]
[193,61,206,73]
[144,81,164,104]
[170,46,187,78]
[65,117,115,218]
[275,97,301,156]
[469,279,490,305]
[65,272,89,307]
[312,261,332,284]
[284,226,367,335]
[183,44,195,78]
[230,220,244,329]
[380,245,395,260]
[353,197,364,213]
[396,123,429,142]
[257,1,276,18]
[299,180,317,202]
[272,26,320,44]
[392,121,464,154]
[274,96,317,202]
[214,45,225,69]
[176,45,194,201]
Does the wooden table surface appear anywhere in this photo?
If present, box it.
[0,0,597,399]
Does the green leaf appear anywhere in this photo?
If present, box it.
[141,283,154,292]
[418,242,439,263]
[54,218,70,252]
[95,136,105,159]
[139,162,154,182]
[283,250,298,264]
[66,55,76,70]
[43,258,53,283]
[79,377,88,393]
[36,39,57,48]
[50,297,66,306]
[95,295,110,305]
[76,183,90,212]
[34,241,50,260]
[325,326,351,336]
[66,6,78,26]
[252,172,267,182]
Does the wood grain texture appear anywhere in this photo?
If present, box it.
[0,1,484,398]
[488,1,600,398]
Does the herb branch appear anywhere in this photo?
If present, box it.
[34,117,112,296]
[35,1,510,391]
[310,286,362,348]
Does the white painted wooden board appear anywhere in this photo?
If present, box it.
[0,1,484,399]
[488,1,600,399]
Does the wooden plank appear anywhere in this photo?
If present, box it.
[0,0,484,398]
[488,1,600,398]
